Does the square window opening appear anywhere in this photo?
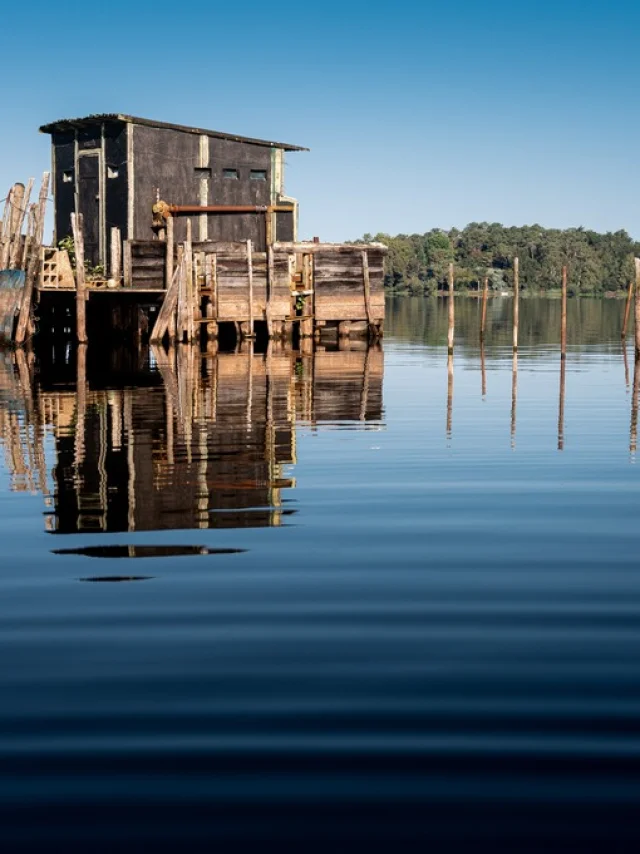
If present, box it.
[195,167,212,177]
[223,168,239,180]
[250,170,267,181]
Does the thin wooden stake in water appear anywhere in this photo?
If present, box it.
[622,279,634,339]
[247,239,255,338]
[480,276,488,339]
[635,259,640,361]
[561,265,568,358]
[513,257,519,352]
[447,263,454,354]
[481,338,487,398]
[71,213,88,343]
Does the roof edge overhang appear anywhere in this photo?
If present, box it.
[39,114,309,152]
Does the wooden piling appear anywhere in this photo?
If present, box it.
[8,178,33,269]
[481,338,487,398]
[635,259,640,361]
[14,173,49,345]
[266,245,274,338]
[150,263,181,343]
[361,249,374,336]
[185,219,194,342]
[561,265,568,358]
[71,213,88,343]
[110,227,121,282]
[622,279,634,340]
[447,263,454,354]
[246,239,255,338]
[513,257,519,352]
[480,276,488,339]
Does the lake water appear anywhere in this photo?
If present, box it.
[1,296,640,850]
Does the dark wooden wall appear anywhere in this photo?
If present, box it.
[52,131,75,246]
[132,124,200,244]
[103,121,129,253]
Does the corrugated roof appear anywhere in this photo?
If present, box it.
[39,114,309,152]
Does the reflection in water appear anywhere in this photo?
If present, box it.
[446,352,453,441]
[0,342,384,535]
[511,352,518,449]
[54,545,246,558]
[558,356,566,451]
[631,357,640,456]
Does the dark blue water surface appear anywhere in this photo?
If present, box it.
[1,297,640,850]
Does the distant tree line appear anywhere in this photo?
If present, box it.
[354,224,640,295]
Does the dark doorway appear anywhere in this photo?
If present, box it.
[78,154,101,267]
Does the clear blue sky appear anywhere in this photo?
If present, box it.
[2,0,639,242]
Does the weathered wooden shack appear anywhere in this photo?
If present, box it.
[1,114,386,347]
[40,114,305,265]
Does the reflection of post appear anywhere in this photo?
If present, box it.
[622,279,633,340]
[558,356,566,451]
[511,352,518,449]
[624,342,630,392]
[74,344,87,478]
[631,358,640,455]
[513,257,519,352]
[635,259,640,361]
[480,276,488,339]
[359,347,371,421]
[480,338,487,398]
[561,265,568,358]
[447,263,455,354]
[246,340,254,427]
[124,389,136,531]
[446,352,454,440]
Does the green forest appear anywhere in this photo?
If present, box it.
[354,224,640,296]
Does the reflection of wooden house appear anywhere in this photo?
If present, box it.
[48,352,296,534]
[0,344,385,535]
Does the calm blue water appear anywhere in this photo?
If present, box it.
[1,298,640,850]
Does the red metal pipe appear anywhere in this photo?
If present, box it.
[167,204,294,215]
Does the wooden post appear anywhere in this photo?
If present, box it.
[165,214,174,293]
[150,263,181,343]
[110,227,121,283]
[14,173,50,344]
[513,257,519,352]
[622,279,634,340]
[361,249,374,336]
[9,178,33,269]
[635,258,640,361]
[481,339,487,398]
[561,265,568,358]
[247,238,255,338]
[72,213,88,343]
[480,276,489,339]
[447,263,454,354]
[266,245,274,338]
[185,219,194,342]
